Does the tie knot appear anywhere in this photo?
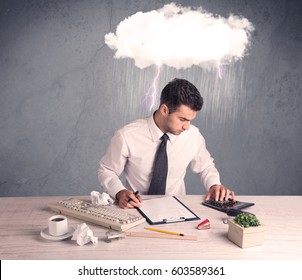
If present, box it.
[161,133,169,143]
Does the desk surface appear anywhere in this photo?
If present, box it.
[0,195,301,260]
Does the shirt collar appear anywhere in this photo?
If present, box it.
[147,113,177,143]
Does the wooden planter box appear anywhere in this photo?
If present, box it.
[227,219,265,248]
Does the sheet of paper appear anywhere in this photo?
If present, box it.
[138,196,198,224]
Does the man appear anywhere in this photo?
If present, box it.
[98,78,235,208]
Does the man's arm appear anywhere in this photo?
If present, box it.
[191,133,235,201]
[98,130,128,199]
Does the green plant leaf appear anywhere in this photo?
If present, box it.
[234,213,260,228]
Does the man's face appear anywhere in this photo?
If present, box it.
[163,104,197,135]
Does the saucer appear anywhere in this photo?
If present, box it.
[40,226,75,241]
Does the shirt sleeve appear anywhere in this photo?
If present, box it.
[98,130,128,199]
[190,132,221,191]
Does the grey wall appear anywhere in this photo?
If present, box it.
[0,0,301,197]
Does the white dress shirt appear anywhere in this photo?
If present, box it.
[98,115,221,198]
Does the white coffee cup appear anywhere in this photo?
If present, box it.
[48,215,68,236]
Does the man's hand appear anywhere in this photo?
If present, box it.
[116,189,142,209]
[204,184,235,201]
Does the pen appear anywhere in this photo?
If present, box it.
[144,227,185,236]
[126,232,198,241]
[127,190,139,202]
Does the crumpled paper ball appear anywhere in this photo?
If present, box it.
[90,191,114,206]
[71,223,98,246]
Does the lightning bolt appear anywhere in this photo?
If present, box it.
[144,65,161,111]
[217,62,229,79]
[217,62,223,79]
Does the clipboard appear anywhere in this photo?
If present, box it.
[136,196,200,225]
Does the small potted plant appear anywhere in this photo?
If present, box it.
[227,213,265,248]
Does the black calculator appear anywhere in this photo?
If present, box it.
[202,198,255,216]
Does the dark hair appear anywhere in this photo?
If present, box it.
[160,78,203,113]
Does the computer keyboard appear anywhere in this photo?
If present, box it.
[202,198,255,215]
[49,198,145,231]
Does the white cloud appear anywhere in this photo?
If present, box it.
[105,2,254,69]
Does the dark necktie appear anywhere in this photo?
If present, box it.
[148,133,169,195]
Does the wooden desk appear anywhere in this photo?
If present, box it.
[0,195,301,260]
